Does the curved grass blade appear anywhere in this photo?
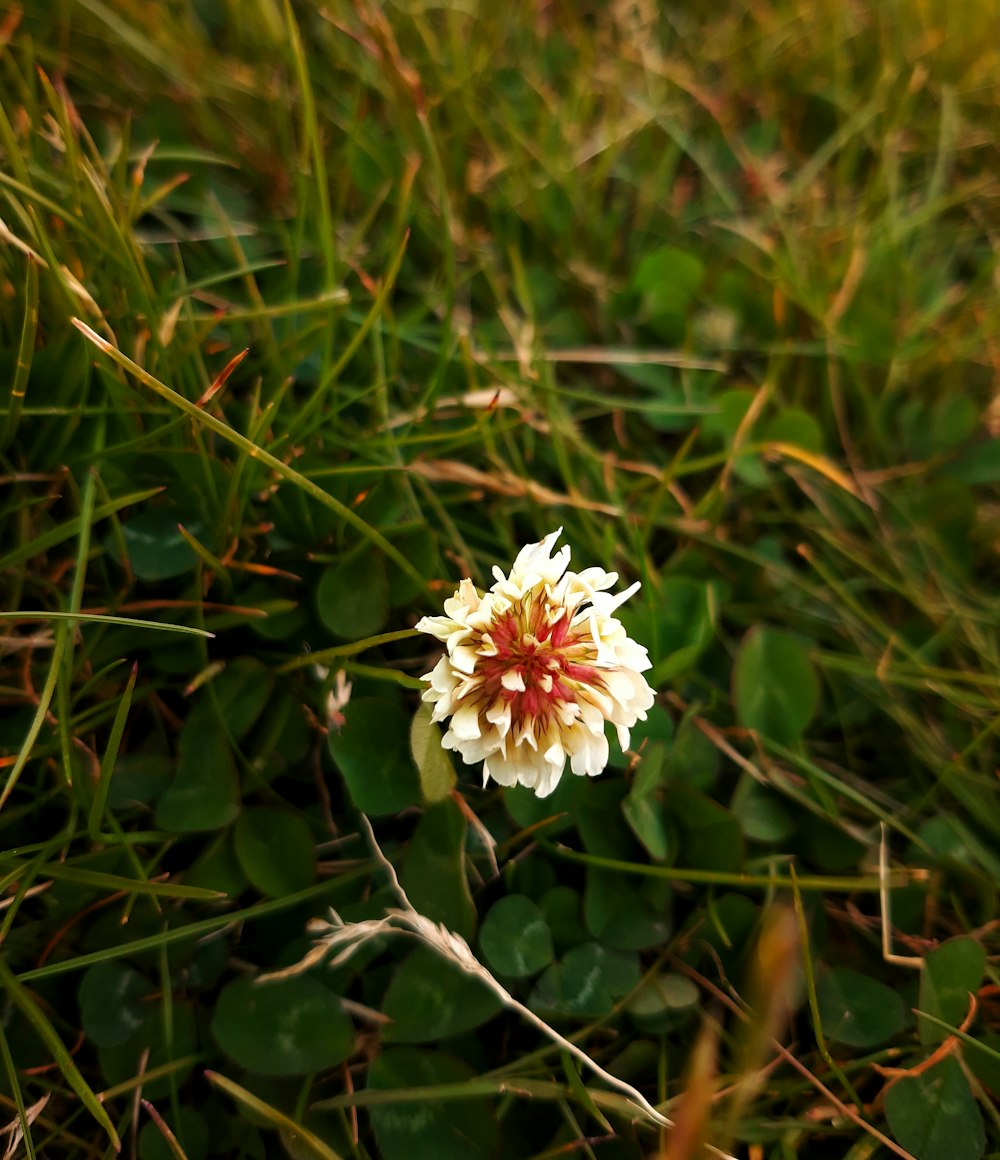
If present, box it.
[0,487,163,573]
[0,1015,39,1160]
[0,625,68,813]
[87,662,137,842]
[0,958,120,1151]
[277,628,421,674]
[0,252,38,452]
[0,860,224,900]
[18,871,369,982]
[72,320,428,593]
[0,611,214,638]
[206,1071,343,1160]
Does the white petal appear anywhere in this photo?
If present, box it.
[485,700,512,738]
[533,761,564,798]
[415,614,458,641]
[500,669,526,692]
[427,655,457,693]
[570,728,608,777]
[450,644,479,675]
[483,752,519,787]
[604,669,638,706]
[590,580,641,615]
[450,703,482,741]
[574,566,618,592]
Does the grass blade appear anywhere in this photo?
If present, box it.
[0,958,120,1151]
[0,611,214,637]
[206,1071,344,1160]
[87,661,137,841]
[0,252,38,452]
[72,320,428,594]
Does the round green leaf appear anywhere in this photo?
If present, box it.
[733,626,819,745]
[98,1001,198,1100]
[155,701,240,833]
[108,754,172,808]
[664,717,720,790]
[387,528,439,607]
[185,834,248,896]
[647,577,715,685]
[622,790,675,861]
[633,245,705,326]
[317,552,389,639]
[815,967,906,1048]
[539,886,588,953]
[702,387,755,444]
[212,976,354,1075]
[234,807,316,897]
[118,507,201,581]
[671,784,744,873]
[240,579,308,641]
[479,895,554,978]
[79,962,152,1048]
[584,868,672,951]
[381,947,502,1043]
[210,657,275,741]
[731,778,795,844]
[328,697,422,816]
[622,741,676,861]
[945,439,1000,484]
[762,408,824,452]
[918,936,986,1045]
[885,1055,985,1160]
[367,1048,498,1160]
[532,943,641,1018]
[627,973,700,1020]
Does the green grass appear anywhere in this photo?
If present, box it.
[1,1,999,1157]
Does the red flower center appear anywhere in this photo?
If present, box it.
[477,608,599,729]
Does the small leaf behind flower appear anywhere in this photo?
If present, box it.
[410,704,456,803]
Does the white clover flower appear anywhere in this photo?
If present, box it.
[415,528,655,798]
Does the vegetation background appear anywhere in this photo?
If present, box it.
[1,1,999,1157]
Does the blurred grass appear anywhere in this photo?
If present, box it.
[1,0,999,1157]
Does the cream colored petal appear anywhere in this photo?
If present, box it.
[485,699,512,738]
[415,614,458,641]
[450,644,479,675]
[570,728,608,777]
[532,758,564,798]
[590,580,641,616]
[457,577,480,610]
[543,738,565,769]
[573,566,619,592]
[483,752,519,787]
[444,626,474,653]
[427,655,457,692]
[450,702,482,741]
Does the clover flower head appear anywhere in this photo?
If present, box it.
[415,528,655,798]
